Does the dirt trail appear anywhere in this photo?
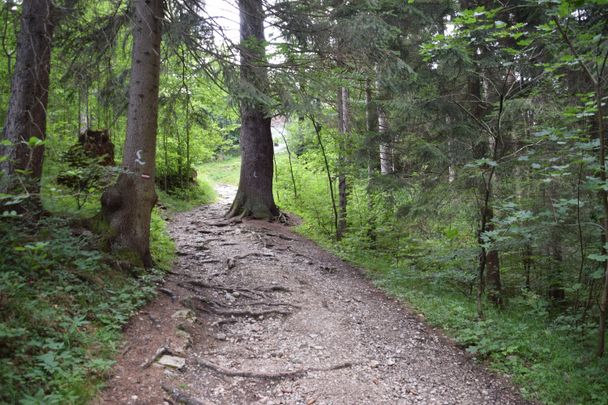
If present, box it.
[96,185,531,405]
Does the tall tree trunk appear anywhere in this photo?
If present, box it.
[595,85,608,355]
[447,134,456,183]
[376,68,393,176]
[365,79,378,245]
[552,16,608,355]
[0,0,54,200]
[227,0,278,219]
[484,206,502,306]
[378,106,392,175]
[101,0,163,268]
[336,86,349,240]
[485,135,502,307]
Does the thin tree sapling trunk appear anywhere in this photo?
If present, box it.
[101,0,163,268]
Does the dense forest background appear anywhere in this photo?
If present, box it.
[1,0,608,403]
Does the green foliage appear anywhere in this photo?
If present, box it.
[0,216,165,404]
[150,209,175,271]
[197,155,241,187]
[157,178,216,213]
[273,108,608,403]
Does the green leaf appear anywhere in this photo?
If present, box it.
[27,137,45,147]
[590,268,605,279]
[588,253,608,262]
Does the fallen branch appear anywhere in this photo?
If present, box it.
[195,359,353,380]
[161,384,205,405]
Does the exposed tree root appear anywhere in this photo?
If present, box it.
[195,359,353,380]
[185,297,292,317]
[294,253,314,261]
[245,301,301,309]
[184,280,291,298]
[161,384,205,405]
[203,221,230,227]
[234,251,275,260]
[260,285,292,293]
[266,232,295,241]
[185,295,230,309]
[204,218,241,227]
[140,346,170,369]
[212,318,238,327]
[158,288,176,301]
[200,238,222,243]
[183,280,261,299]
[203,306,292,318]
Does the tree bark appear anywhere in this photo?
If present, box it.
[336,86,349,240]
[376,67,393,176]
[485,136,502,307]
[0,0,54,199]
[101,0,163,268]
[484,207,502,306]
[365,79,378,244]
[378,106,392,175]
[227,0,278,219]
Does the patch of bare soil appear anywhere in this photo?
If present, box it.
[95,184,532,405]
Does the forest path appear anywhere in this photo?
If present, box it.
[96,185,530,405]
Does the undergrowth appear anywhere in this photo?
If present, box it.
[157,178,216,213]
[196,155,240,187]
[270,153,608,405]
[0,166,176,403]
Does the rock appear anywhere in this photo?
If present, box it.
[157,355,186,370]
[172,330,192,354]
[216,333,227,341]
[171,309,196,323]
[369,360,380,368]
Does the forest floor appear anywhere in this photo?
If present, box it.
[95,185,532,405]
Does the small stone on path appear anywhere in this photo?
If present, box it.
[157,355,186,370]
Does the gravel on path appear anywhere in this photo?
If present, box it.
[95,184,531,405]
